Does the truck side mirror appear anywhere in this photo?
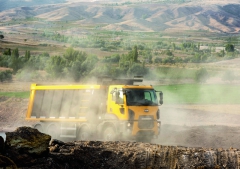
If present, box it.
[159,92,163,105]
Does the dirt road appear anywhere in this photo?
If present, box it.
[1,95,240,149]
[155,105,240,149]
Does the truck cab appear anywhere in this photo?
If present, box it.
[105,85,161,142]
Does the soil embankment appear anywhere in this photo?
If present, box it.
[1,127,240,169]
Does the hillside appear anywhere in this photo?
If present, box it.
[0,1,240,33]
[0,0,67,12]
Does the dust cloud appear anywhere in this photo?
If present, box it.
[145,68,240,148]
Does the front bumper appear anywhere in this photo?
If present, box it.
[119,120,161,140]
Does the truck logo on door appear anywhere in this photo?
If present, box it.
[144,109,149,112]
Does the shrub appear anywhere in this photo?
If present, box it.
[0,70,12,82]
[127,63,148,77]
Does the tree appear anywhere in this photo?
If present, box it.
[148,55,153,64]
[154,57,162,64]
[133,45,138,62]
[127,63,148,77]
[3,48,11,55]
[0,70,12,82]
[165,50,173,56]
[163,56,175,64]
[197,43,200,51]
[63,47,87,65]
[102,54,120,63]
[80,55,98,76]
[45,56,66,79]
[9,48,21,73]
[225,44,234,52]
[69,61,82,82]
[172,43,176,51]
[25,50,31,61]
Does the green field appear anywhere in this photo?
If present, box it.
[154,84,240,104]
[0,92,30,98]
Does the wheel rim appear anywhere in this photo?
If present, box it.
[104,127,116,141]
[34,124,43,133]
[47,124,59,139]
[78,126,90,140]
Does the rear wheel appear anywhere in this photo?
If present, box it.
[46,124,60,140]
[77,126,91,141]
[34,123,44,133]
[103,126,116,141]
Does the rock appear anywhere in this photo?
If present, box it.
[5,126,51,167]
[0,154,17,169]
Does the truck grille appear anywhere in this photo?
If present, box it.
[138,115,154,129]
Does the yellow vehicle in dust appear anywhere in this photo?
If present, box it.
[26,77,163,142]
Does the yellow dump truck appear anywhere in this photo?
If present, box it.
[26,77,163,142]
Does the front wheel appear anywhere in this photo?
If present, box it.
[103,126,116,141]
[77,126,91,141]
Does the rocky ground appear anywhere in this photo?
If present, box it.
[1,127,240,169]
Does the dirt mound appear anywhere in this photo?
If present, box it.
[2,127,240,168]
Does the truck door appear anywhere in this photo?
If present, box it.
[107,88,126,120]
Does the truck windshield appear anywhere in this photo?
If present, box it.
[125,89,158,106]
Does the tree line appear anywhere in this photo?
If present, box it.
[0,46,149,82]
[39,31,239,63]
[0,42,238,83]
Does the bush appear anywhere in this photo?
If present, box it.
[102,54,120,63]
[225,44,234,52]
[154,57,162,63]
[0,70,12,82]
[127,63,148,77]
[0,55,11,67]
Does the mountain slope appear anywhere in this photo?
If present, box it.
[0,1,240,33]
[0,0,66,12]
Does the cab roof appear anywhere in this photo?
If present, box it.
[110,85,154,89]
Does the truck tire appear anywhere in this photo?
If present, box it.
[46,124,59,140]
[34,123,44,133]
[103,126,116,141]
[77,126,90,141]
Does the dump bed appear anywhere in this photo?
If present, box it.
[26,84,102,122]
